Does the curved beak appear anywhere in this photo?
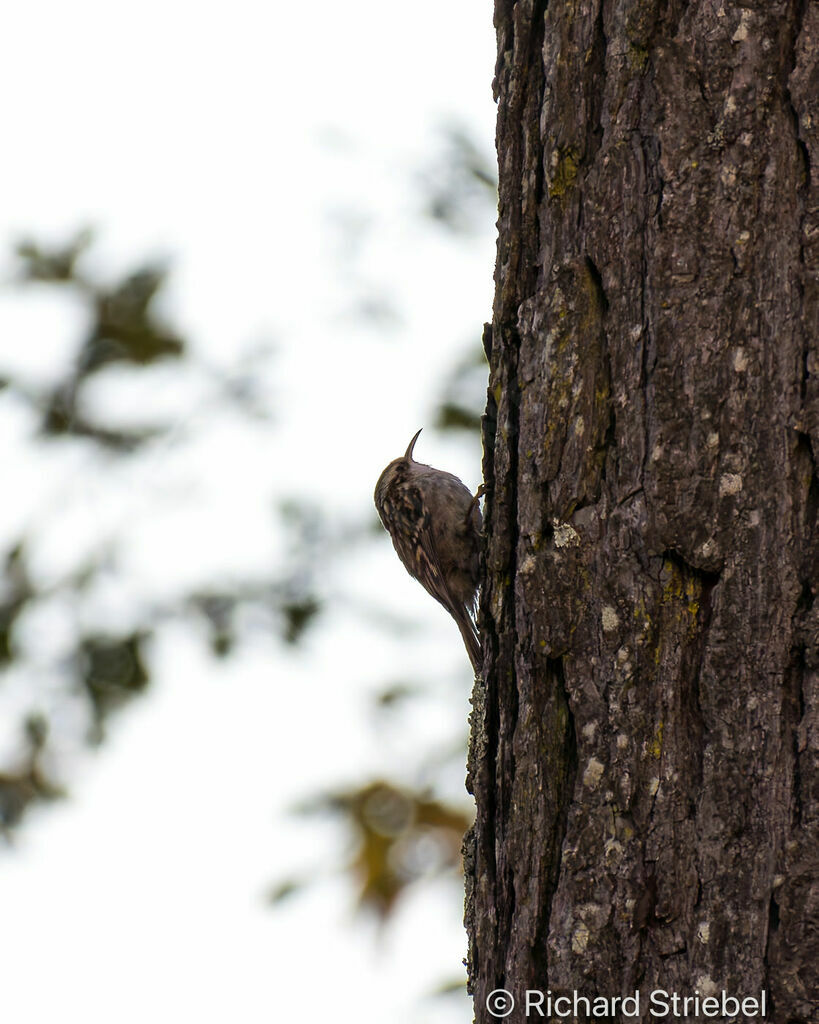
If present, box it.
[404,428,422,460]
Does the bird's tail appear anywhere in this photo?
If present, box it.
[453,606,481,674]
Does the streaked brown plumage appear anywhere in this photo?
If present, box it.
[374,429,482,671]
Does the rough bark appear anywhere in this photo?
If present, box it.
[466,1,818,1021]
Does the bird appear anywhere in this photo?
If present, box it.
[374,429,482,671]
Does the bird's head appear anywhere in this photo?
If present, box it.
[374,428,422,512]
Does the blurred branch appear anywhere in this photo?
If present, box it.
[420,125,497,235]
[10,231,184,447]
[1,225,482,955]
[433,342,487,435]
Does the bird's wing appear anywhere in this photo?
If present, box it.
[379,480,481,672]
[382,482,462,616]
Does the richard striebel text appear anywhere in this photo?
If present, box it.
[485,987,767,1019]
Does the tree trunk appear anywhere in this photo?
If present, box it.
[466,2,818,1021]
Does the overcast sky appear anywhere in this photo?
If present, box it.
[0,3,497,1023]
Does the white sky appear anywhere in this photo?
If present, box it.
[0,2,497,1023]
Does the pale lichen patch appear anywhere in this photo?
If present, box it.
[519,554,537,575]
[571,921,589,953]
[578,902,609,929]
[602,605,619,632]
[732,9,752,42]
[583,757,605,789]
[553,520,580,548]
[695,976,718,998]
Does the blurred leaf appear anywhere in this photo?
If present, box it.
[78,632,151,742]
[188,577,325,653]
[79,266,184,377]
[266,878,306,906]
[2,218,480,967]
[275,498,327,645]
[295,779,473,921]
[8,235,187,451]
[0,766,63,834]
[435,402,481,433]
[15,228,93,283]
[280,594,321,646]
[374,682,421,709]
[0,543,32,668]
[24,713,49,752]
[190,591,238,658]
[433,342,487,435]
[0,717,64,835]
